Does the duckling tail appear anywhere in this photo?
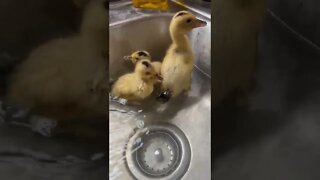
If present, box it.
[156,90,172,103]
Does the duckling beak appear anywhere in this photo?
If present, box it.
[123,55,132,61]
[194,19,207,28]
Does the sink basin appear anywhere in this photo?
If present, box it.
[109,1,211,180]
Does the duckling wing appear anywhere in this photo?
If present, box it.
[161,55,193,97]
[111,74,139,100]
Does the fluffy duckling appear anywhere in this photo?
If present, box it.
[6,0,108,121]
[123,50,162,75]
[157,11,207,103]
[111,60,162,103]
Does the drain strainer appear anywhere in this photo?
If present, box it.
[136,131,179,176]
[126,123,191,180]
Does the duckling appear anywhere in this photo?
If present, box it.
[6,0,108,122]
[123,50,162,75]
[156,11,207,103]
[111,60,162,103]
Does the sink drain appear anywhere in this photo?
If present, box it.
[136,131,179,176]
[126,123,191,180]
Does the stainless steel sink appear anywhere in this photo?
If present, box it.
[109,1,211,180]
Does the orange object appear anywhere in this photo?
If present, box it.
[132,0,168,10]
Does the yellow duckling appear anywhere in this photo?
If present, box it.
[123,50,162,75]
[111,60,163,103]
[157,11,207,103]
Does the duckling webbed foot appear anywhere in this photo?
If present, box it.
[156,90,172,103]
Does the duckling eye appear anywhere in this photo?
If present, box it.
[145,72,151,75]
[186,19,191,23]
